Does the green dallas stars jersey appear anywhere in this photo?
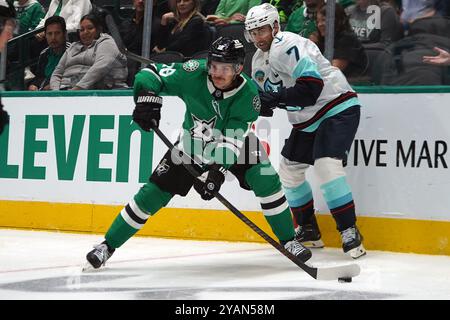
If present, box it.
[133,59,261,169]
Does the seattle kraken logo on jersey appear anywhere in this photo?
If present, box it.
[190,115,217,147]
[254,70,265,83]
[263,79,283,93]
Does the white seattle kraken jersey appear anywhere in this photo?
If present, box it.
[251,31,360,132]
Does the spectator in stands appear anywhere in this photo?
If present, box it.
[340,0,356,12]
[313,3,368,78]
[400,0,438,31]
[28,16,69,91]
[50,13,128,90]
[35,0,92,41]
[403,0,449,37]
[423,47,450,65]
[206,0,261,26]
[13,0,45,35]
[347,0,402,48]
[261,0,303,23]
[200,0,220,16]
[153,0,209,57]
[285,0,323,38]
[0,0,16,135]
[119,0,163,55]
[0,0,15,52]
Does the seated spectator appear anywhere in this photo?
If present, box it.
[340,0,356,12]
[261,0,303,23]
[423,47,450,65]
[400,0,442,35]
[406,9,450,38]
[28,16,69,91]
[285,0,323,38]
[374,13,450,85]
[119,0,169,85]
[50,13,128,90]
[13,0,45,35]
[206,0,261,26]
[119,0,167,55]
[35,0,92,41]
[153,0,209,57]
[314,3,368,78]
[0,0,16,52]
[347,0,403,48]
[200,0,220,16]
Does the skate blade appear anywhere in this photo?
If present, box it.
[302,239,325,248]
[82,262,97,272]
[346,244,367,259]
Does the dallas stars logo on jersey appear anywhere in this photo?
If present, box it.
[190,115,217,147]
[183,60,200,72]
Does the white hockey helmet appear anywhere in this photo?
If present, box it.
[245,3,280,33]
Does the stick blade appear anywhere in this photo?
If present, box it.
[315,263,360,281]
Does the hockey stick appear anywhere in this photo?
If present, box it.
[151,124,360,281]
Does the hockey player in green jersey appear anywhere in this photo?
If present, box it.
[84,37,312,270]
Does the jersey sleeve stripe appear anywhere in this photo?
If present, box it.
[296,76,324,87]
[292,56,322,80]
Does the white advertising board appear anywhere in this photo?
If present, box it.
[1,92,450,221]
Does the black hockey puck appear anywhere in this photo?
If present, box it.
[338,277,352,283]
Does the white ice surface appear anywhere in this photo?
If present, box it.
[0,229,449,300]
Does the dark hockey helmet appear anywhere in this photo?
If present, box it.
[208,36,245,67]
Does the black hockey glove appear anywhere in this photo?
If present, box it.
[132,90,163,131]
[258,89,287,117]
[193,163,227,201]
[0,102,9,135]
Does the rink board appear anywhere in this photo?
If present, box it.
[1,88,450,255]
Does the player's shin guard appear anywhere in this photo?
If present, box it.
[283,181,315,226]
[320,175,366,258]
[320,175,356,232]
[105,182,172,249]
[283,181,324,248]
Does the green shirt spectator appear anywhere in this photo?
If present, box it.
[207,0,261,25]
[339,0,355,9]
[14,0,45,34]
[285,1,320,38]
[261,0,303,23]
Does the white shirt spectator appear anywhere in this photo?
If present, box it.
[36,0,92,33]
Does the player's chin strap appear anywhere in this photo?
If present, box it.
[150,120,361,281]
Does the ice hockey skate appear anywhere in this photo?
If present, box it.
[295,215,325,248]
[284,238,312,262]
[83,242,115,271]
[340,225,366,259]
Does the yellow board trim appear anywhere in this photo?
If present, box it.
[1,200,449,255]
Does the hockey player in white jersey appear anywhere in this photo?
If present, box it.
[245,3,366,259]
